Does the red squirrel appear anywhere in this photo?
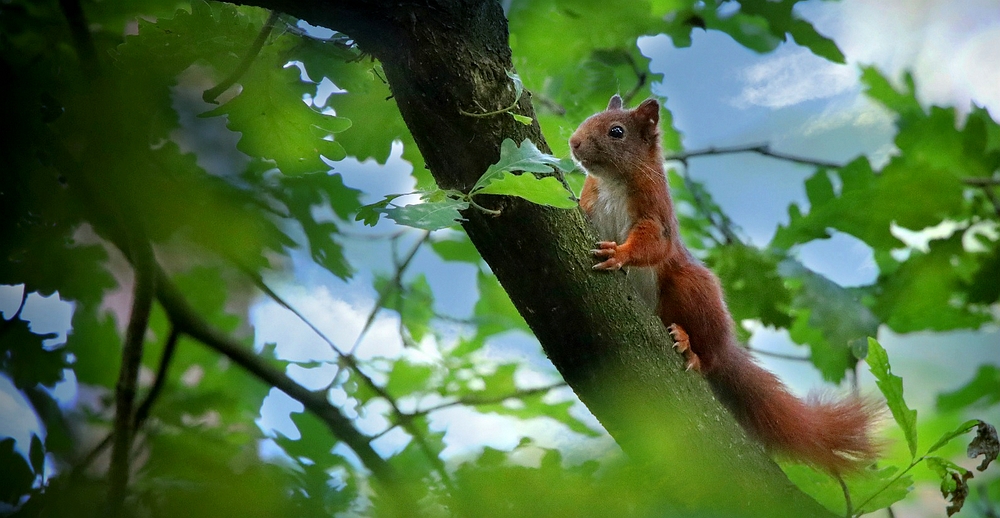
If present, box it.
[569,94,880,473]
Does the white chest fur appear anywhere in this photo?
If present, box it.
[588,180,660,311]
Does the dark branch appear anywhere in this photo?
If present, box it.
[747,347,811,363]
[75,326,180,476]
[58,0,99,78]
[203,10,281,103]
[964,178,1000,217]
[619,52,648,106]
[370,382,569,441]
[235,259,456,492]
[107,238,156,517]
[153,264,408,496]
[666,143,845,170]
[135,326,180,425]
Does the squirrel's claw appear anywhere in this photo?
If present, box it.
[668,324,701,373]
[592,241,623,270]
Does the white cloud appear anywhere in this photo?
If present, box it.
[798,95,892,137]
[801,0,1000,117]
[734,47,857,108]
[250,283,405,365]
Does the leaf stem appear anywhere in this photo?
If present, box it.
[459,101,521,118]
[852,456,924,515]
[835,472,852,518]
[203,10,281,103]
[468,197,503,215]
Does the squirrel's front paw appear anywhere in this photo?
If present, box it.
[592,241,624,270]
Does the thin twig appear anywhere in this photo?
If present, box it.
[74,326,180,476]
[666,143,845,170]
[747,347,811,363]
[134,326,179,425]
[203,11,280,103]
[232,260,456,491]
[348,231,430,356]
[963,177,1000,186]
[619,52,647,106]
[153,265,408,496]
[107,237,156,517]
[370,382,567,441]
[58,0,99,78]
[678,169,740,245]
[966,180,1000,217]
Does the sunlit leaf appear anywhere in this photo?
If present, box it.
[866,338,918,458]
[475,171,577,209]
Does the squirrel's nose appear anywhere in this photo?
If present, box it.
[569,136,581,150]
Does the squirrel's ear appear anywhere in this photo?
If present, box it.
[607,94,623,111]
[635,98,660,126]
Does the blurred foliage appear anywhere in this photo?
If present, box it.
[0,0,997,517]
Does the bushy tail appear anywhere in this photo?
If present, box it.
[706,346,882,474]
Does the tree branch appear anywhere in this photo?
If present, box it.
[349,230,429,355]
[152,264,410,500]
[57,0,99,78]
[964,178,1000,217]
[74,327,180,477]
[107,237,156,517]
[666,143,845,169]
[234,258,455,492]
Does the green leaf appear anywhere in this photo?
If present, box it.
[430,233,482,264]
[65,307,121,388]
[385,360,437,397]
[356,194,404,227]
[866,337,918,458]
[783,463,911,516]
[474,271,531,340]
[937,366,1000,411]
[872,235,990,332]
[380,197,469,231]
[708,245,793,333]
[203,45,351,175]
[0,438,34,505]
[506,68,525,102]
[778,259,880,383]
[476,172,577,209]
[472,138,566,193]
[276,170,362,279]
[510,112,533,125]
[0,318,64,389]
[376,273,436,343]
[926,420,979,456]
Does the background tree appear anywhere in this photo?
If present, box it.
[0,0,997,517]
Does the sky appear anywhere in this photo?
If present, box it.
[2,0,999,512]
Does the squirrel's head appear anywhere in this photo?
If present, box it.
[569,94,662,183]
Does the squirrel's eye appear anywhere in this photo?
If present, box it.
[608,125,624,139]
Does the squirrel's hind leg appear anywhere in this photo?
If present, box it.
[668,324,701,372]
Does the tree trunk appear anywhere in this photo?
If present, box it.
[242,1,838,515]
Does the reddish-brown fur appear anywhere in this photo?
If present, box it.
[569,94,881,474]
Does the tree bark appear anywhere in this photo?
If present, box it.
[240,1,838,515]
